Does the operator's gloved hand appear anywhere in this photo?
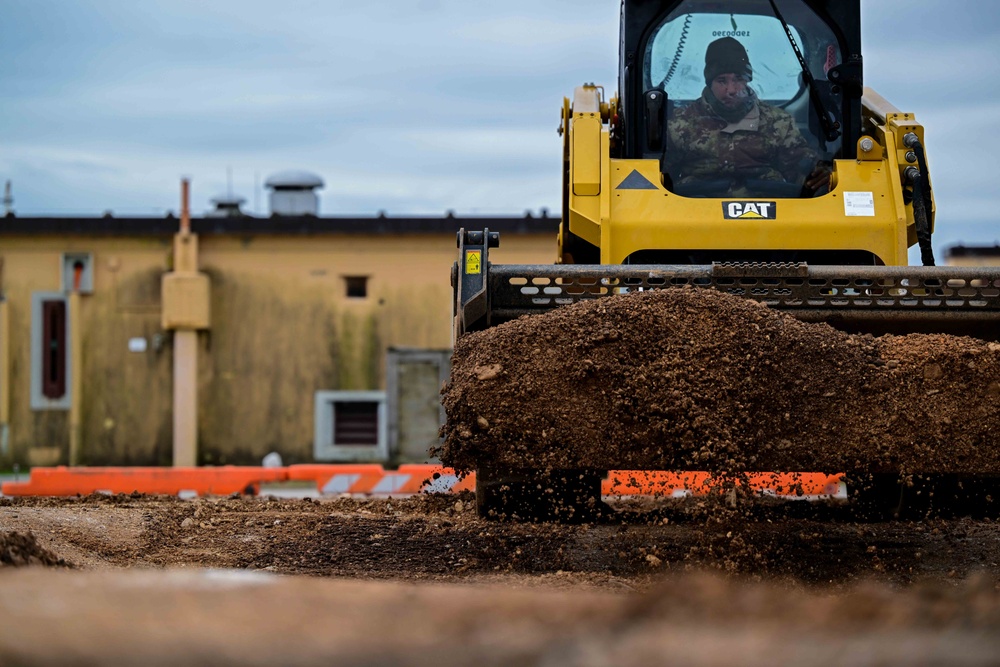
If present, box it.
[804,160,833,192]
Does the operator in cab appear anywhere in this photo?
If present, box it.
[664,36,831,198]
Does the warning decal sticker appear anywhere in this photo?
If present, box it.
[616,170,659,190]
[465,250,482,275]
[844,192,876,217]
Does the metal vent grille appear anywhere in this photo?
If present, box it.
[314,391,387,462]
[333,401,380,446]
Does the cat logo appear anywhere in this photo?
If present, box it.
[722,201,777,220]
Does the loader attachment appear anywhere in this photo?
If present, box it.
[450,229,1000,521]
[454,231,1000,341]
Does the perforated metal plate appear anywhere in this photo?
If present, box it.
[476,264,1000,339]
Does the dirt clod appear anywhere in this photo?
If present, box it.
[0,531,71,568]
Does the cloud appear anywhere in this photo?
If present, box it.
[0,0,998,250]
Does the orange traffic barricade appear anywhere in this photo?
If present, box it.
[0,466,289,497]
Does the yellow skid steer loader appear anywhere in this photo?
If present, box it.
[451,0,1000,519]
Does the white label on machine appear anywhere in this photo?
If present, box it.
[844,191,876,217]
[128,337,147,353]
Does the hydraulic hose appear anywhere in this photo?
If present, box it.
[904,133,935,231]
[906,166,935,266]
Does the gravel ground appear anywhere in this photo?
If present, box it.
[3,288,999,665]
[1,493,1000,666]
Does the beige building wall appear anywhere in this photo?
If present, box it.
[0,223,556,466]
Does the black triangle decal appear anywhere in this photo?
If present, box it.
[616,169,658,190]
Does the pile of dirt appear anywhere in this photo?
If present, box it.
[440,287,1000,478]
[0,531,70,568]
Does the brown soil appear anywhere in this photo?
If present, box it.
[440,287,1000,476]
[0,530,71,568]
[4,288,1000,665]
[4,491,1000,584]
[2,493,1000,665]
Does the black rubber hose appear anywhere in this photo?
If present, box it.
[907,167,936,266]
[905,134,935,234]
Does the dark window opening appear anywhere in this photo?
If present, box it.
[41,300,67,399]
[332,401,379,446]
[344,276,369,299]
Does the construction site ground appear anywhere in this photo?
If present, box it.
[3,491,1000,666]
[4,289,1000,665]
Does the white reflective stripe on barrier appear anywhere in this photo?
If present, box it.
[321,474,362,494]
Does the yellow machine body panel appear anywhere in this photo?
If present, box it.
[561,85,932,268]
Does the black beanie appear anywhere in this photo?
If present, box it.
[704,37,752,85]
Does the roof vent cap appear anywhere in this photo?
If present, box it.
[208,194,247,218]
[265,170,324,216]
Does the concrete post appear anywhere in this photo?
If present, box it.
[172,330,198,467]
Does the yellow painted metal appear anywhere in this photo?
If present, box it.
[566,86,610,249]
[562,85,929,268]
[863,86,935,240]
[857,136,884,162]
[572,116,602,196]
[571,86,603,197]
[602,158,907,265]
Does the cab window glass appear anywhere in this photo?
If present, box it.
[642,0,844,199]
[646,14,807,101]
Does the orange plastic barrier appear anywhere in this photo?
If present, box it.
[287,466,842,498]
[0,466,288,497]
[0,465,843,499]
[286,464,475,495]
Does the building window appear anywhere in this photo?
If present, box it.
[344,276,368,299]
[61,252,94,293]
[41,300,67,399]
[31,292,71,410]
[314,390,387,461]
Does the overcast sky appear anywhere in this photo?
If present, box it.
[2,0,999,256]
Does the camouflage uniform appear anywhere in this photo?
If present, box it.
[665,91,819,197]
